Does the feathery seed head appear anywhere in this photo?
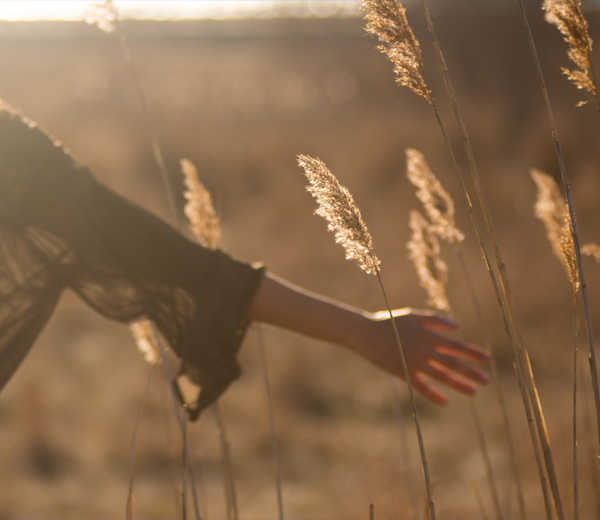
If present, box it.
[582,243,600,262]
[531,169,579,291]
[181,158,221,250]
[85,0,118,33]
[130,319,160,366]
[298,154,381,276]
[406,148,464,244]
[362,0,432,104]
[407,210,450,312]
[543,0,596,105]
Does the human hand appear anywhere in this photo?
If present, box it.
[357,308,490,405]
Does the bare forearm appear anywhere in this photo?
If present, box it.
[250,271,371,353]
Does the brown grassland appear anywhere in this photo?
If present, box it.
[1,3,600,518]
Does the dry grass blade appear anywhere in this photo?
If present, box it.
[362,0,432,104]
[406,148,464,243]
[543,0,597,106]
[297,154,381,275]
[181,158,221,249]
[407,210,450,312]
[531,169,579,292]
[582,243,600,262]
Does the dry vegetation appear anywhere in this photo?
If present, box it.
[1,2,600,519]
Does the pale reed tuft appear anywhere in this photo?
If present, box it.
[543,0,596,106]
[130,319,160,365]
[582,243,600,262]
[407,210,450,312]
[531,169,579,291]
[84,0,118,33]
[406,148,464,244]
[362,0,432,104]
[181,158,221,250]
[298,154,381,276]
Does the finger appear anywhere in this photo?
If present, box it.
[425,360,477,396]
[431,335,491,363]
[412,372,448,406]
[419,313,458,332]
[433,352,490,384]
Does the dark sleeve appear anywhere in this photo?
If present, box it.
[0,107,265,411]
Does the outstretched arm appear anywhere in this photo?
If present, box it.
[250,272,490,406]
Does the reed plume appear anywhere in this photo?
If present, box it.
[406,148,464,244]
[362,0,432,104]
[543,0,597,107]
[582,243,600,262]
[130,319,160,366]
[84,0,117,33]
[298,154,381,275]
[181,158,221,249]
[531,169,579,292]
[298,153,436,520]
[407,210,450,312]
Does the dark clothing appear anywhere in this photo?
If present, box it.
[0,106,264,413]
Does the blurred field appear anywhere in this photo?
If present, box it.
[1,3,600,519]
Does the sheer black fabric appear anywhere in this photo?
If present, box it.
[0,106,264,413]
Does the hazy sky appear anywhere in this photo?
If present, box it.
[0,1,361,21]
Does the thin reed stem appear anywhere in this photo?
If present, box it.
[455,248,526,520]
[112,17,178,222]
[470,400,503,520]
[151,324,203,520]
[213,402,239,520]
[414,2,564,517]
[108,10,200,519]
[257,326,284,520]
[514,0,600,455]
[375,270,435,520]
[513,361,554,520]
[473,482,491,520]
[571,292,579,520]
[126,364,155,520]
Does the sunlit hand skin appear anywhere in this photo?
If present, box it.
[250,272,490,405]
[358,309,490,405]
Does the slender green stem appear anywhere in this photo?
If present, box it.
[375,270,435,520]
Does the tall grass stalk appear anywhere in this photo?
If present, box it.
[391,3,566,517]
[126,365,155,520]
[571,293,580,520]
[257,326,285,520]
[298,154,436,520]
[151,323,203,520]
[213,403,238,520]
[513,360,555,520]
[514,0,600,456]
[86,3,196,517]
[181,158,239,520]
[470,401,503,520]
[454,248,526,520]
[375,271,435,520]
[473,482,491,520]
[405,150,503,520]
[364,0,558,512]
